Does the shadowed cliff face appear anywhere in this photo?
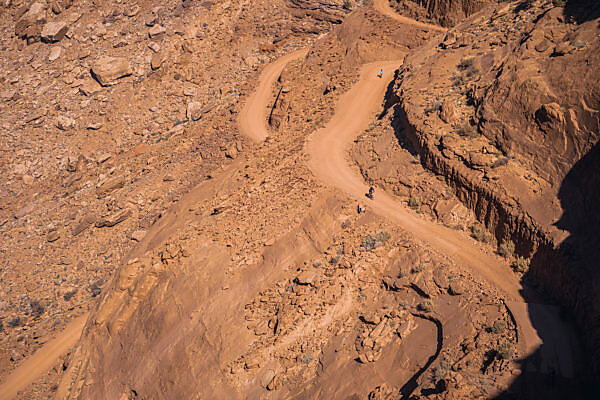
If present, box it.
[563,0,600,23]
[390,0,497,27]
[552,142,600,379]
[493,143,600,399]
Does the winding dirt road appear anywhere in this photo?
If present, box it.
[304,61,579,379]
[0,4,576,399]
[239,48,309,143]
[240,4,578,381]
[0,314,87,400]
[306,63,523,298]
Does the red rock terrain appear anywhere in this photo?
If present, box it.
[0,0,598,399]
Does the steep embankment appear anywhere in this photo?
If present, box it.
[388,0,497,27]
[387,0,600,380]
[306,60,579,383]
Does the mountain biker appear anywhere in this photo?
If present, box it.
[367,186,375,199]
[378,68,383,78]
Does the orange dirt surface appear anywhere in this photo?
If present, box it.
[0,314,87,400]
[1,0,598,398]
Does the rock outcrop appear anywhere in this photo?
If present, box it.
[387,0,600,379]
[390,0,497,27]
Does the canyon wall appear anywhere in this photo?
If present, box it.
[388,0,600,380]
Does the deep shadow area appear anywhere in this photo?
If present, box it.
[493,142,600,399]
[563,0,600,24]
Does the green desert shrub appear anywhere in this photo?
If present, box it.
[361,231,391,251]
[458,56,475,70]
[497,240,515,259]
[490,320,507,334]
[471,224,493,243]
[408,195,422,209]
[512,256,530,273]
[496,341,514,360]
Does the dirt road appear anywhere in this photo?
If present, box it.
[238,10,577,379]
[306,62,524,298]
[0,314,87,400]
[304,61,579,377]
[239,48,308,142]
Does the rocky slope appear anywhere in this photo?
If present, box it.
[0,0,350,395]
[51,3,554,399]
[1,0,597,398]
[386,0,600,381]
[390,0,497,27]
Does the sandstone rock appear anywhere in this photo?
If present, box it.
[56,115,76,130]
[534,39,551,52]
[131,230,147,242]
[86,122,103,130]
[467,152,492,171]
[186,102,204,121]
[244,55,259,67]
[295,270,317,286]
[148,41,161,53]
[91,57,132,86]
[15,203,35,219]
[22,175,34,185]
[97,153,112,164]
[553,41,575,56]
[224,145,238,159]
[448,280,466,296]
[41,20,68,42]
[47,231,60,242]
[15,1,47,40]
[79,79,103,96]
[439,100,458,124]
[125,4,140,17]
[96,177,125,198]
[48,46,62,61]
[266,374,282,391]
[260,369,276,388]
[151,52,165,70]
[148,24,166,38]
[72,214,96,236]
[96,209,131,228]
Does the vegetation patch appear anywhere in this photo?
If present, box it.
[511,256,530,273]
[470,224,493,243]
[361,231,391,251]
[497,240,515,259]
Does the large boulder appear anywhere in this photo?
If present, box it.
[15,1,48,42]
[41,20,68,42]
[91,57,132,86]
